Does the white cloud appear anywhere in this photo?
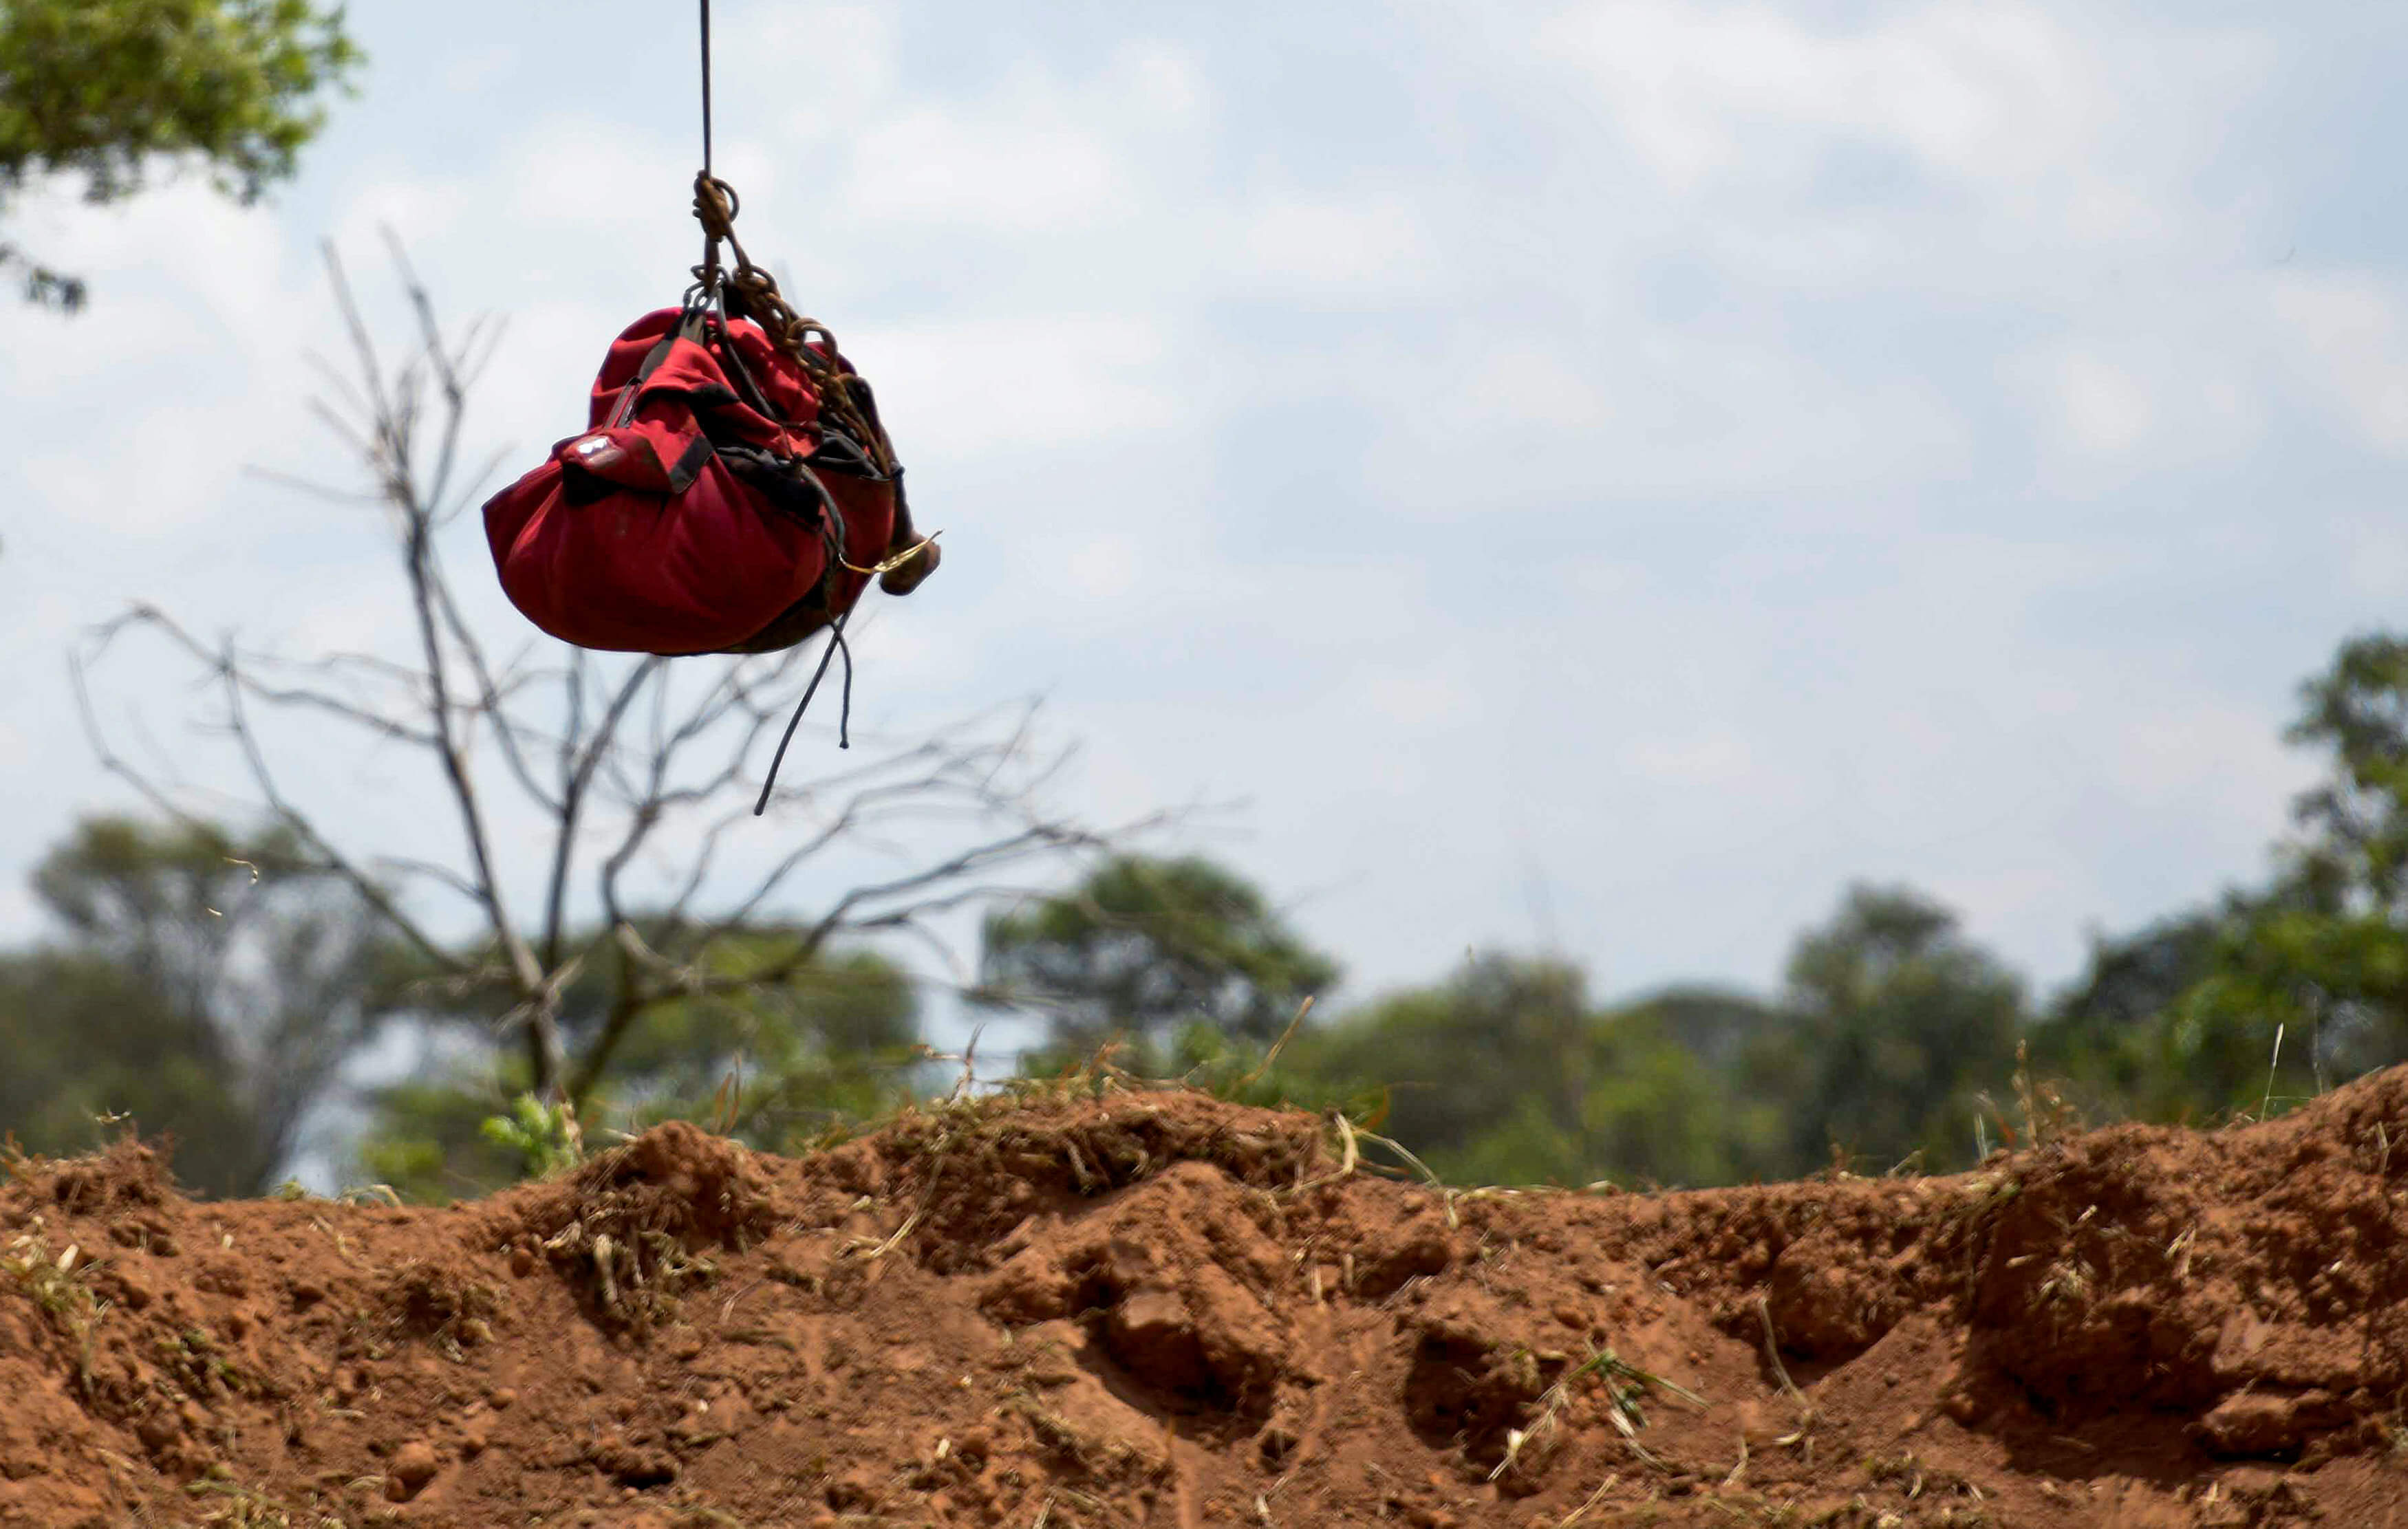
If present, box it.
[1547,1,2109,194]
[2044,351,2155,456]
[1625,731,1754,788]
[2008,329,2272,476]
[1063,533,1140,599]
[20,407,253,538]
[842,104,1121,232]
[2271,271,2408,455]
[1455,343,1613,432]
[0,182,298,378]
[1235,199,1437,294]
[1542,0,2263,241]
[330,178,470,253]
[1357,327,1972,508]
[2339,519,2408,598]
[861,313,1177,459]
[746,3,907,129]
[440,43,517,96]
[1114,43,1209,124]
[1357,649,1480,731]
[2101,695,2299,816]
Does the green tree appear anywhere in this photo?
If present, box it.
[2147,891,2394,1118]
[2292,633,2408,915]
[1631,984,1784,1068]
[2029,901,2261,1122]
[354,1067,530,1204]
[1772,885,2024,1173]
[358,935,923,1202]
[1287,953,1750,1189]
[1304,954,1590,1169]
[1,0,361,309]
[1,814,394,1194]
[1623,984,1795,1180]
[2045,635,2408,1124]
[980,856,1339,1059]
[0,948,251,1178]
[2219,633,2408,1090]
[599,944,920,1131]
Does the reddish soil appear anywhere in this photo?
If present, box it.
[8,1071,2408,1528]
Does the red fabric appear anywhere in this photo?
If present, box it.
[481,309,896,656]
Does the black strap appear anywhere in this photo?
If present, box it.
[753,497,859,814]
[754,610,852,816]
[709,314,779,420]
[607,329,686,428]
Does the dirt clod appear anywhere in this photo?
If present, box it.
[385,1438,439,1500]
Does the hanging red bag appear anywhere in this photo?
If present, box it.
[481,303,929,658]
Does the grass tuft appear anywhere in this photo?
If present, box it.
[1,1226,105,1394]
[1492,1344,1706,1483]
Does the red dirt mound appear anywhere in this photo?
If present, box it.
[7,1072,2408,1526]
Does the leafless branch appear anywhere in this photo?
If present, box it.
[73,236,1141,1122]
[68,632,468,979]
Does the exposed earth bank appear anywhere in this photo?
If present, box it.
[8,1068,2408,1527]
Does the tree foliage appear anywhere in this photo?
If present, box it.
[0,948,248,1180]
[0,0,361,308]
[1263,891,2028,1189]
[2291,633,2408,918]
[1,814,392,1195]
[1770,885,2024,1171]
[2030,904,2227,1116]
[358,937,923,1202]
[980,855,1338,1056]
[1282,954,1772,1189]
[2032,636,2408,1125]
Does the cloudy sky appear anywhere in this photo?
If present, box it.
[3,0,2405,1017]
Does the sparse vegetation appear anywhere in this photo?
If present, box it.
[477,1093,586,1180]
[1,1226,103,1394]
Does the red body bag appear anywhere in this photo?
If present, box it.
[482,308,903,656]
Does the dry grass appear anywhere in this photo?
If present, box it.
[1,1224,105,1394]
[181,1475,347,1528]
[1491,1343,1706,1484]
[538,1219,719,1329]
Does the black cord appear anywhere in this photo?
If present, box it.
[699,0,713,174]
[753,612,854,816]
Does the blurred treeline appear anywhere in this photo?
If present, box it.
[9,631,2408,1200]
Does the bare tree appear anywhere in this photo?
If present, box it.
[72,237,1137,1109]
